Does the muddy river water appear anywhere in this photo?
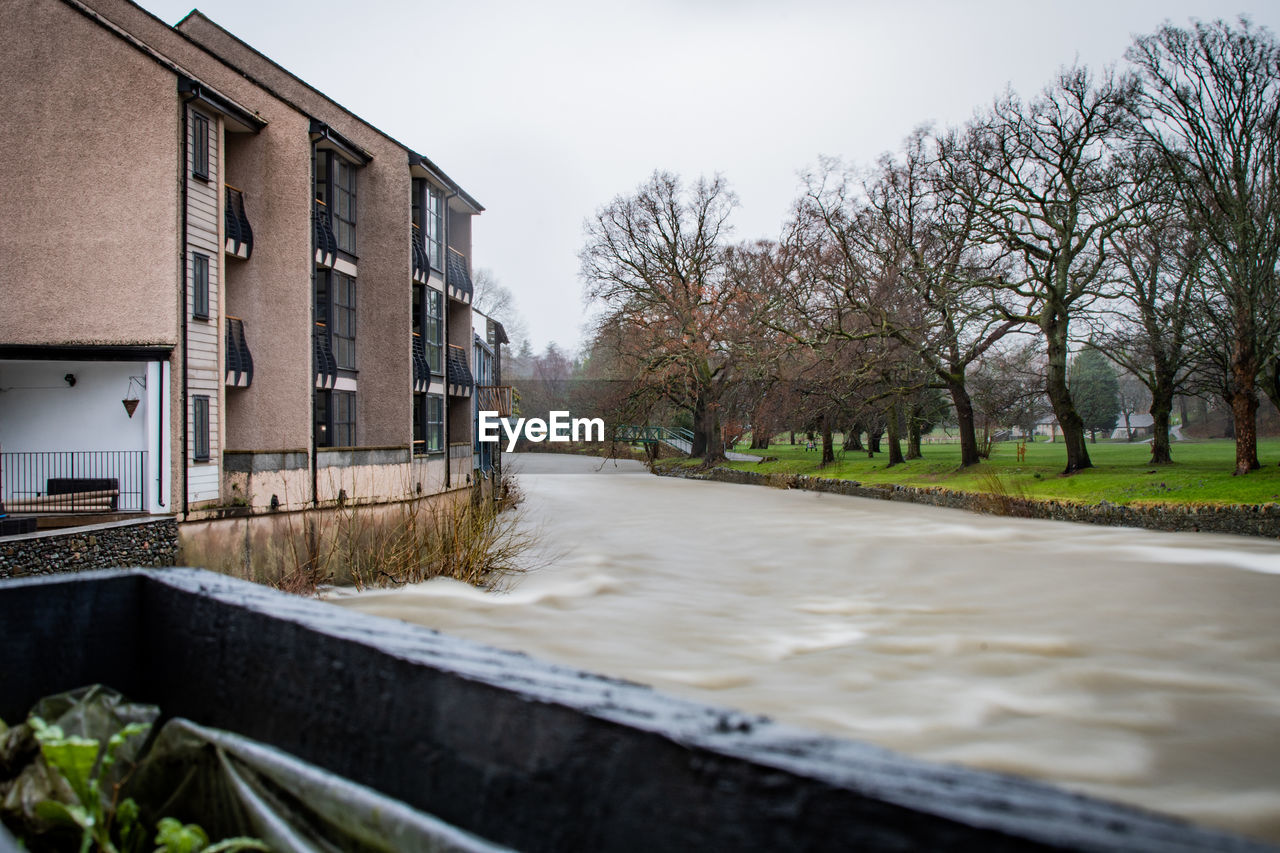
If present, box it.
[331,453,1280,842]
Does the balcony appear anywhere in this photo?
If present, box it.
[1,450,146,514]
[411,332,429,392]
[313,201,337,268]
[411,225,429,284]
[446,344,472,397]
[314,321,337,389]
[225,316,254,388]
[476,385,514,417]
[224,186,253,259]
[446,247,472,305]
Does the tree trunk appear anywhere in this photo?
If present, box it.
[1229,384,1260,475]
[789,431,796,445]
[1043,313,1092,473]
[885,402,905,467]
[690,398,707,457]
[843,426,863,451]
[947,379,981,467]
[906,407,922,460]
[821,415,835,466]
[1150,400,1173,464]
[701,400,726,465]
[867,429,882,456]
[749,424,770,450]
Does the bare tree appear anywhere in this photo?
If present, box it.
[581,171,755,464]
[1100,169,1201,463]
[1128,18,1280,474]
[471,268,528,349]
[796,131,1019,467]
[944,67,1144,473]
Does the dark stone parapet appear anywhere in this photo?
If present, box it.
[654,465,1280,539]
[0,568,1271,852]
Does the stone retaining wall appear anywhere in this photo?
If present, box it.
[655,465,1280,539]
[0,518,178,578]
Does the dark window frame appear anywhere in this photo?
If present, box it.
[425,288,443,374]
[426,394,443,454]
[315,389,357,448]
[332,271,357,371]
[192,111,210,181]
[315,151,357,257]
[193,395,210,461]
[192,252,210,320]
[333,390,356,447]
[426,185,443,271]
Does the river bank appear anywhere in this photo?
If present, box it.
[654,463,1280,539]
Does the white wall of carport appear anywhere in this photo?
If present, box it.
[0,360,171,513]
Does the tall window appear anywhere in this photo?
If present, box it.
[191,112,209,180]
[332,272,356,370]
[426,185,443,271]
[425,288,442,374]
[193,395,210,461]
[315,151,357,256]
[426,394,443,453]
[413,393,443,455]
[333,391,356,446]
[192,253,209,319]
[316,390,356,448]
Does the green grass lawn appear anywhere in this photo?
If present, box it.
[706,436,1280,507]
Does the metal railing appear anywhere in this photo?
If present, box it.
[1,451,147,513]
[313,200,337,265]
[225,185,253,258]
[411,224,429,282]
[225,316,254,387]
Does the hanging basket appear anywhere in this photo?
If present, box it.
[122,398,140,418]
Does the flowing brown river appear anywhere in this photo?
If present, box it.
[330,453,1280,843]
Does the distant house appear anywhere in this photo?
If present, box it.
[1112,414,1155,440]
[1033,415,1060,441]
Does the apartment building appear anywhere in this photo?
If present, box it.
[0,0,508,529]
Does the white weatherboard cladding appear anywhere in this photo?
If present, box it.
[186,106,221,505]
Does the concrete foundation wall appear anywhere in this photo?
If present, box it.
[178,488,471,585]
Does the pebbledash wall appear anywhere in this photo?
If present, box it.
[0,518,178,579]
[656,465,1280,539]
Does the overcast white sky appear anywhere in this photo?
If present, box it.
[139,0,1280,353]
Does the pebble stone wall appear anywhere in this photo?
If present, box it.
[0,518,178,578]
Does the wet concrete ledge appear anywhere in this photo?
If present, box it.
[655,465,1280,539]
[0,568,1272,852]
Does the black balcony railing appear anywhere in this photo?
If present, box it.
[446,344,472,396]
[1,451,146,513]
[225,316,254,388]
[411,225,429,283]
[225,185,253,259]
[412,332,430,392]
[313,201,338,267]
[446,247,473,304]
[314,321,337,389]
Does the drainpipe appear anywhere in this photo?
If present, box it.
[179,101,190,518]
[442,190,457,489]
[156,359,166,508]
[309,138,319,507]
